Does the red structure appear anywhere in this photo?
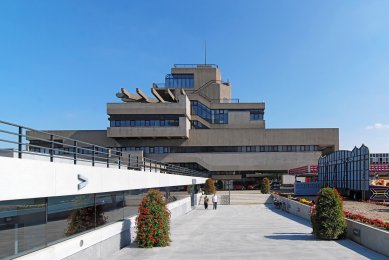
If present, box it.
[288,165,318,175]
[370,164,389,173]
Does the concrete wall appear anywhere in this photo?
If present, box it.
[0,156,207,201]
[16,197,195,260]
[272,195,389,257]
[346,219,389,257]
[157,151,323,171]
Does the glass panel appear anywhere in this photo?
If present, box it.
[123,190,148,218]
[95,192,124,227]
[47,194,95,243]
[0,198,46,259]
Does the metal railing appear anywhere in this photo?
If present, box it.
[173,64,218,68]
[0,120,209,178]
[211,99,240,104]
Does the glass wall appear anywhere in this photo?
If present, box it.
[47,194,95,244]
[0,198,46,259]
[0,186,188,259]
[165,74,194,88]
[191,101,265,124]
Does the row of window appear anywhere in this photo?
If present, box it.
[110,119,179,127]
[117,145,320,154]
[191,101,265,124]
[370,153,389,159]
[30,145,320,156]
[370,158,389,163]
[0,186,187,259]
[191,101,228,124]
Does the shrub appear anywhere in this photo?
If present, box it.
[204,179,216,195]
[261,178,270,194]
[136,189,171,248]
[312,188,346,240]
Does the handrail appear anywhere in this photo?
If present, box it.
[173,64,218,68]
[0,120,209,178]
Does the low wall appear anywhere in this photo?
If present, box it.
[17,197,193,260]
[272,194,389,257]
[346,219,389,257]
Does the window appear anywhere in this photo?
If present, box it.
[0,198,46,259]
[249,109,264,121]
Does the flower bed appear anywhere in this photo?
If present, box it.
[287,194,389,232]
[344,211,389,231]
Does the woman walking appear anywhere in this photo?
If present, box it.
[204,195,209,209]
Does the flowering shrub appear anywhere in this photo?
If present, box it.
[298,198,313,206]
[344,211,389,231]
[136,189,171,248]
[312,188,346,239]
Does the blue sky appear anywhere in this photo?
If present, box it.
[1,1,389,152]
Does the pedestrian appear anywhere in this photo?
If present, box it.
[204,195,209,209]
[212,193,218,210]
[310,200,316,234]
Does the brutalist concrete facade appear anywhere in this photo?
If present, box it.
[30,64,339,182]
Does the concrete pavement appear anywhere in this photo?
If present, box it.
[109,205,386,260]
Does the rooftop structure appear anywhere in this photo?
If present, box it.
[28,64,339,185]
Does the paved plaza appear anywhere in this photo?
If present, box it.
[110,205,386,260]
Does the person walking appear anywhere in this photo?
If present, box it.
[212,193,218,210]
[310,200,316,234]
[204,195,209,210]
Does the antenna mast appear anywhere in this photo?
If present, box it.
[204,41,207,65]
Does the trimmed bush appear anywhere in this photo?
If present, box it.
[136,189,171,248]
[312,188,346,240]
[204,178,216,195]
[261,178,270,194]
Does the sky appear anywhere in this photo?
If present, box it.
[0,1,389,152]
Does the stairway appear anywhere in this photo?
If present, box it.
[198,192,272,205]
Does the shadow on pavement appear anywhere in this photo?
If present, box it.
[265,205,311,228]
[336,239,387,260]
[264,233,314,241]
[266,206,387,259]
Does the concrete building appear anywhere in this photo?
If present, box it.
[29,64,339,186]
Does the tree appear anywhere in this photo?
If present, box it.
[136,189,171,248]
[312,188,346,240]
[261,178,270,194]
[204,178,216,195]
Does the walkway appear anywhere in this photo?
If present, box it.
[109,205,386,260]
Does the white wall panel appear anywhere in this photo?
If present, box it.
[0,157,207,201]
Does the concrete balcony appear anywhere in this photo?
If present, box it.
[107,98,190,117]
